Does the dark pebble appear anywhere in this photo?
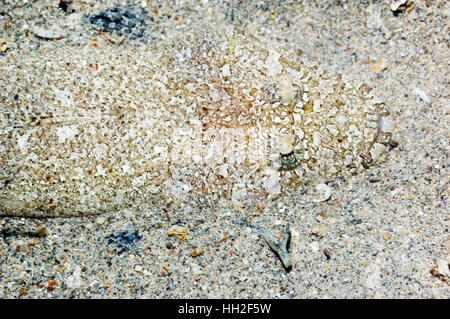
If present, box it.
[106,230,141,254]
[85,5,150,40]
[389,140,399,150]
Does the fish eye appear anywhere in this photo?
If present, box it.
[280,151,294,158]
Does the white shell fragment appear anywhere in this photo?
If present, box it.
[313,183,332,203]
[413,88,431,105]
[33,27,66,39]
[390,0,407,12]
[436,259,450,278]
[0,25,393,217]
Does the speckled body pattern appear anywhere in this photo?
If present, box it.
[0,27,393,217]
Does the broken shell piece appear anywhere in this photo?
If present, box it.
[313,183,332,203]
[436,258,450,278]
[256,223,292,269]
[167,225,189,242]
[413,88,431,105]
[380,116,394,133]
[33,27,66,39]
[390,0,407,12]
[370,143,387,163]
[36,225,49,237]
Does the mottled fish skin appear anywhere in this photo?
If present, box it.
[0,26,393,217]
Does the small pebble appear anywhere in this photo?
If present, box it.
[36,225,48,237]
[192,248,204,258]
[389,140,399,150]
[314,184,332,202]
[19,288,28,296]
